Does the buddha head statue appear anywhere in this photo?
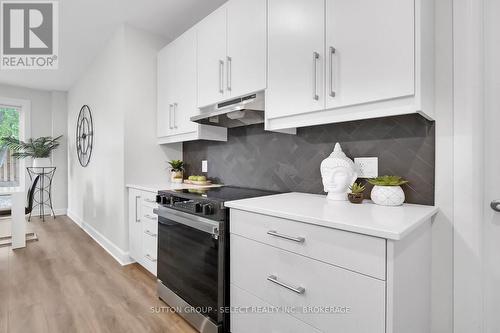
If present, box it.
[320,143,358,201]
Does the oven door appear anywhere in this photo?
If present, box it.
[156,206,224,324]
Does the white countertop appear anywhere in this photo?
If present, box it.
[225,192,439,240]
[126,182,223,193]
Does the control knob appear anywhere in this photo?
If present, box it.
[203,204,214,215]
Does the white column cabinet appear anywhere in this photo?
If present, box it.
[265,0,434,131]
[197,7,228,108]
[266,0,326,119]
[226,0,267,98]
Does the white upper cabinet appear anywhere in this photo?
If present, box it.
[266,0,326,119]
[325,0,414,109]
[197,0,267,108]
[157,43,176,138]
[173,30,198,134]
[158,28,227,144]
[226,0,267,98]
[265,0,434,131]
[197,7,228,108]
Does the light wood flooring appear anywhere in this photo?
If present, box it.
[0,216,196,333]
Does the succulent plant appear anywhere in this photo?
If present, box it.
[349,182,366,194]
[368,175,408,186]
[168,160,184,172]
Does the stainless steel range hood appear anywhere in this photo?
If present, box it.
[191,91,264,128]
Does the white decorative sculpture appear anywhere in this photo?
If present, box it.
[320,143,358,201]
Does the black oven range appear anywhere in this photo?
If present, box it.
[154,186,277,333]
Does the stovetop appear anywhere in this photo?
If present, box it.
[156,186,279,221]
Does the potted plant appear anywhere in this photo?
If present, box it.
[168,160,184,183]
[348,182,365,204]
[368,175,409,206]
[0,135,62,167]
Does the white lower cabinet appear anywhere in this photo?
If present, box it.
[128,188,158,276]
[230,209,432,333]
[231,284,322,333]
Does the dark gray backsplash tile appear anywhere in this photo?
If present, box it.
[183,114,435,205]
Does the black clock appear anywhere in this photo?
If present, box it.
[76,105,94,167]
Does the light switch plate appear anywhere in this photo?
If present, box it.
[202,160,208,173]
[354,157,378,178]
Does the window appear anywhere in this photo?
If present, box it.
[0,105,20,187]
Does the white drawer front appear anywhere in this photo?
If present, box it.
[231,284,321,333]
[141,225,158,276]
[231,235,385,333]
[230,209,386,279]
[141,191,158,207]
[141,205,158,222]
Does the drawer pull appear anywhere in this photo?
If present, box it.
[145,254,157,262]
[144,214,157,220]
[267,230,305,243]
[267,275,305,294]
[144,198,157,204]
[144,230,157,237]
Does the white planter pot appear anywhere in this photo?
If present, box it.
[33,158,51,168]
[371,185,405,206]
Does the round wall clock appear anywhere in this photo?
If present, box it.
[76,105,94,167]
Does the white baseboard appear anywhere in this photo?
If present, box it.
[66,210,134,266]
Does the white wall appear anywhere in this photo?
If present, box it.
[67,25,181,260]
[0,84,68,212]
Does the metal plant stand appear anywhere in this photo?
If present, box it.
[27,167,56,222]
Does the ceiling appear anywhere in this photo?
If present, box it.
[0,0,227,92]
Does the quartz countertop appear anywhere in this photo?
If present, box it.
[126,182,223,193]
[225,192,439,240]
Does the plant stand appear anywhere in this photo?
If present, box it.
[27,167,56,222]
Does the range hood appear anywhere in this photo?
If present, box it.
[191,92,264,128]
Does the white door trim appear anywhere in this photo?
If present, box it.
[452,0,485,332]
[0,96,32,189]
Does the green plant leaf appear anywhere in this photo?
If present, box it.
[368,175,409,186]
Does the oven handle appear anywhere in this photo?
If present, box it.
[154,206,220,236]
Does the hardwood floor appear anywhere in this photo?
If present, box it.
[0,216,196,333]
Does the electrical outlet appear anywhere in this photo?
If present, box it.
[354,157,378,178]
[202,160,208,173]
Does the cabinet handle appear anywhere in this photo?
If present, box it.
[267,275,305,294]
[329,47,336,97]
[219,59,224,94]
[135,196,141,222]
[145,254,157,262]
[144,198,156,204]
[168,104,173,129]
[312,52,320,100]
[144,230,157,237]
[267,230,305,243]
[173,103,178,129]
[144,214,157,220]
[226,56,232,91]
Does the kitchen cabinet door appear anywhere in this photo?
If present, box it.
[325,0,415,109]
[226,0,267,98]
[266,0,325,119]
[197,6,227,108]
[128,189,142,262]
[173,28,198,134]
[157,44,176,137]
